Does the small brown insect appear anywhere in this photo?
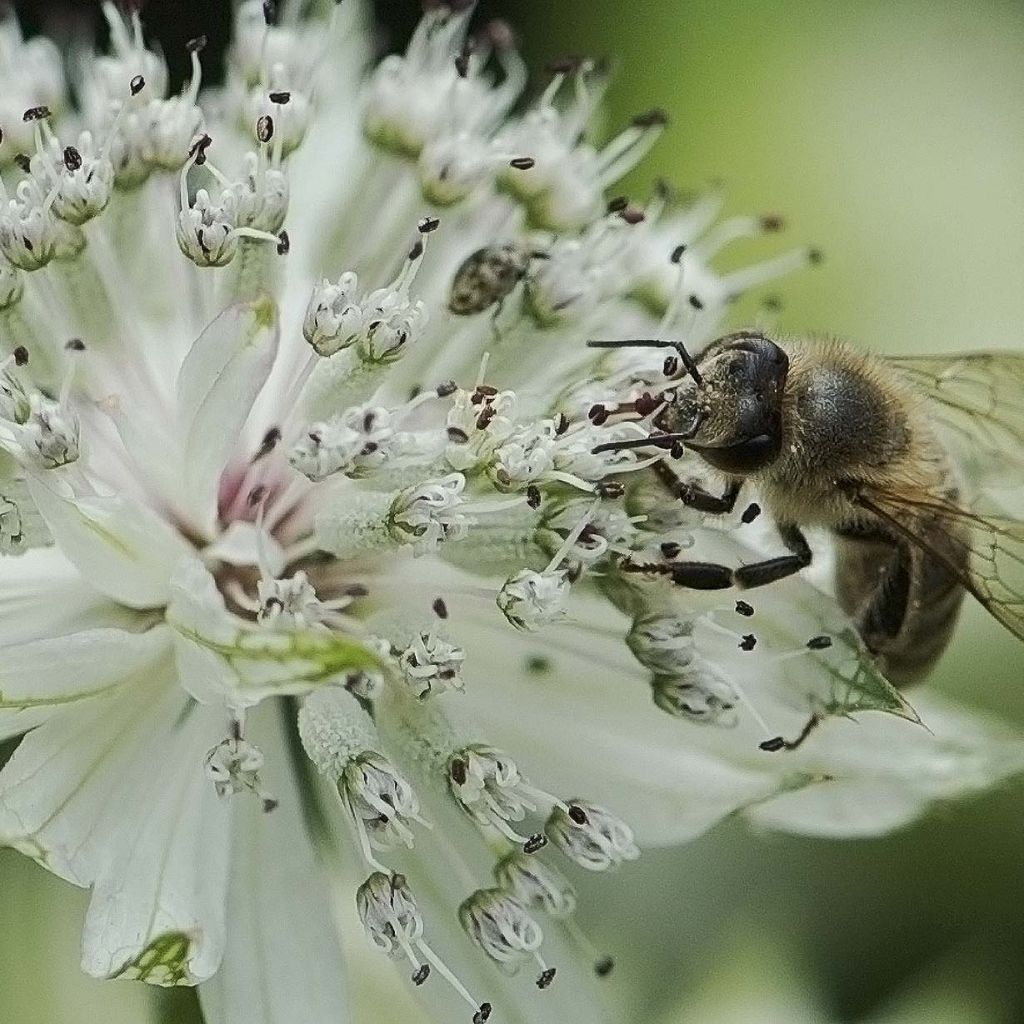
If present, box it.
[448,242,535,316]
[590,331,1024,687]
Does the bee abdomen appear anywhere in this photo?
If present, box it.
[834,518,967,685]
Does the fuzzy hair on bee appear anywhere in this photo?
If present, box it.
[591,330,1024,687]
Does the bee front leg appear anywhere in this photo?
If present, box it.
[734,524,812,589]
[653,463,741,513]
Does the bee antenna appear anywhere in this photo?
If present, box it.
[592,417,705,455]
[587,338,703,387]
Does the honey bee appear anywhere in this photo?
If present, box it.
[448,242,543,317]
[590,331,1024,685]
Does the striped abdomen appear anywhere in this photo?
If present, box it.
[833,511,968,685]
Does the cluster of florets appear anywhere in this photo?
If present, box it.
[0,2,842,1020]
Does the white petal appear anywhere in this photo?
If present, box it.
[168,558,383,710]
[0,625,170,709]
[0,666,234,984]
[0,707,50,741]
[176,296,280,537]
[745,691,1024,838]
[80,693,234,985]
[198,704,348,1024]
[0,546,145,645]
[27,477,193,608]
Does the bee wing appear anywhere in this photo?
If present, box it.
[855,484,1024,642]
[888,351,1024,479]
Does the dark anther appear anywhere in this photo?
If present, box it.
[476,384,498,396]
[436,379,458,397]
[735,599,754,617]
[476,405,495,430]
[632,108,669,128]
[523,832,547,855]
[254,427,282,461]
[13,153,30,173]
[23,105,51,122]
[634,391,661,417]
[526,484,542,510]
[739,633,757,651]
[741,502,761,524]
[808,247,825,265]
[594,956,615,977]
[595,480,625,500]
[262,0,277,25]
[509,156,535,170]
[63,146,83,172]
[276,230,290,255]
[587,404,608,426]
[806,635,833,650]
[269,90,291,104]
[660,541,681,560]
[432,597,449,619]
[663,355,679,376]
[606,195,629,214]
[247,485,267,508]
[688,294,705,310]
[418,215,440,233]
[261,796,279,813]
[130,75,145,96]
[65,338,86,352]
[12,346,29,366]
[759,736,785,752]
[189,134,213,165]
[454,52,470,77]
[446,426,469,443]
[537,968,557,989]
[450,758,468,785]
[474,1003,493,1024]
[412,964,430,986]
[186,35,207,54]
[671,243,687,264]
[568,804,588,825]
[256,114,274,143]
[619,206,645,225]
[408,239,424,262]
[230,717,244,741]
[759,213,784,232]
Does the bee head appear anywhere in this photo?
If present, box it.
[661,331,789,475]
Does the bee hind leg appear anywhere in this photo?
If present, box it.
[734,523,812,588]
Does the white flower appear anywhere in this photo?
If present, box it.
[0,6,1020,1024]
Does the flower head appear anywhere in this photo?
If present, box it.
[0,5,1021,1024]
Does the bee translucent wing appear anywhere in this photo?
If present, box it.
[888,351,1024,477]
[855,485,1024,642]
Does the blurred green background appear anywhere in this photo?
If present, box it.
[3,1,1024,1021]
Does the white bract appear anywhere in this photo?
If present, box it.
[0,5,1020,1024]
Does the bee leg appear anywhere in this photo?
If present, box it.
[733,523,812,589]
[621,558,733,590]
[653,462,741,513]
[759,711,823,753]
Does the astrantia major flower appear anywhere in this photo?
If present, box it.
[0,4,1022,1024]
